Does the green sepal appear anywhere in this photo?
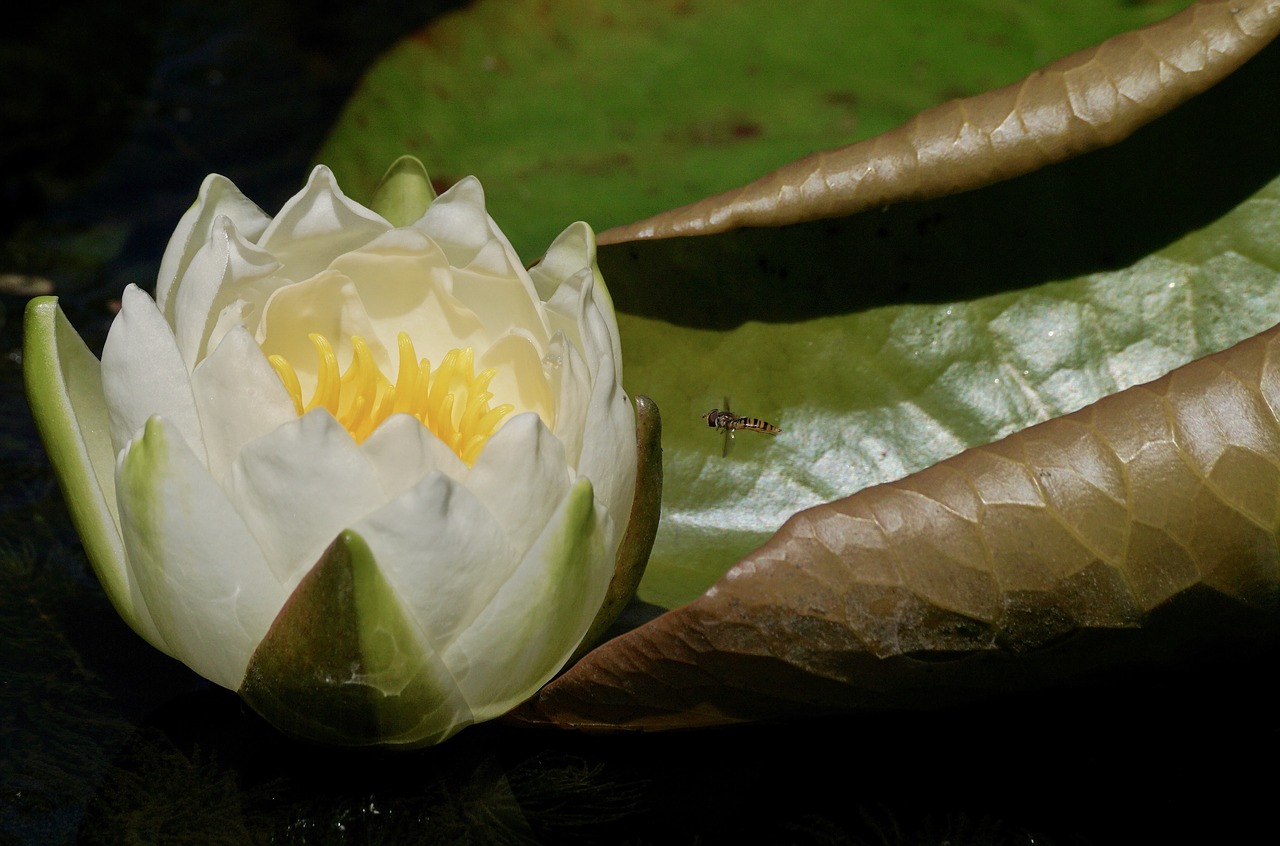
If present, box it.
[22,297,158,641]
[369,155,437,227]
[572,394,662,661]
[240,529,471,748]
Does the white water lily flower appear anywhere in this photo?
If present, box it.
[24,161,638,747]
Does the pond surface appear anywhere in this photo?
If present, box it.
[2,2,1276,843]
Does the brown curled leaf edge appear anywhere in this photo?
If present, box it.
[502,0,1280,733]
[512,319,1280,732]
[597,0,1280,246]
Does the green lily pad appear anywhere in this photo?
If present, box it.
[614,53,1280,607]
[315,0,1189,259]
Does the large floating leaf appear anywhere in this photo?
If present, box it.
[611,34,1280,610]
[599,0,1280,243]
[516,319,1280,730]
[315,0,1196,259]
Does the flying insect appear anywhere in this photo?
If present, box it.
[702,397,780,456]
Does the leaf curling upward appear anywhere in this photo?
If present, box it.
[513,321,1280,731]
[597,0,1280,245]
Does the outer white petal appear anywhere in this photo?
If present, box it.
[172,216,281,369]
[190,325,298,484]
[546,331,592,470]
[530,222,623,381]
[445,477,609,720]
[222,410,386,590]
[354,471,519,654]
[545,269,617,384]
[101,285,206,464]
[576,350,638,547]
[116,416,287,690]
[257,165,391,280]
[415,176,530,279]
[156,173,270,324]
[359,414,469,499]
[23,298,167,652]
[467,412,571,555]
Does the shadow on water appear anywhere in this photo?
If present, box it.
[56,637,1280,845]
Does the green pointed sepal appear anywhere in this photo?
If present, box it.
[239,529,472,749]
[369,155,437,227]
[572,395,662,661]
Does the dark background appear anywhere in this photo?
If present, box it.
[2,2,1277,843]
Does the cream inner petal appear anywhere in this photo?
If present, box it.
[477,330,556,428]
[256,272,386,397]
[328,236,490,374]
[450,265,551,343]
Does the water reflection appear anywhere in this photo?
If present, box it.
[77,693,649,844]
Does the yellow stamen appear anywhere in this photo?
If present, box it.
[266,332,514,465]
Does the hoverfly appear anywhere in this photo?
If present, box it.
[702,397,781,456]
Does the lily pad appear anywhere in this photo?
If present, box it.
[315,0,1191,259]
[610,30,1280,608]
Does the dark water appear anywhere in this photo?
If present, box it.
[2,2,1277,844]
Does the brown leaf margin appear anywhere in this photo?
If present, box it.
[597,0,1280,245]
[512,321,1280,731]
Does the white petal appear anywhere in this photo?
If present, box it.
[172,216,281,369]
[116,416,287,690]
[222,410,385,590]
[416,176,529,277]
[359,414,468,499]
[445,477,609,719]
[544,268,617,384]
[190,325,298,483]
[576,351,638,548]
[324,228,488,371]
[450,264,551,348]
[101,285,206,464]
[256,272,386,397]
[527,221,590,301]
[354,471,518,653]
[467,412,571,555]
[584,262,624,384]
[530,223,622,377]
[257,165,391,280]
[24,298,167,652]
[476,330,554,424]
[546,331,592,469]
[156,174,270,325]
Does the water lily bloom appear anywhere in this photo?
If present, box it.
[24,160,638,747]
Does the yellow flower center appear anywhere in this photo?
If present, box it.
[267,332,513,465]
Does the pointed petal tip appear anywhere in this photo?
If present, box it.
[239,525,473,748]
